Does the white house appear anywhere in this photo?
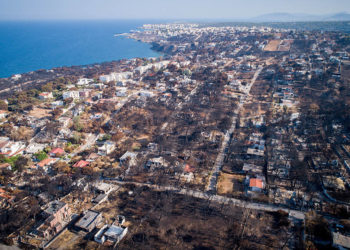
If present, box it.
[25,143,46,155]
[94,224,128,245]
[76,78,93,86]
[0,141,26,157]
[99,72,132,83]
[39,92,53,100]
[62,91,80,100]
[51,100,64,109]
[120,151,138,166]
[98,141,116,156]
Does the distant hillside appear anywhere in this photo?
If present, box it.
[250,12,350,22]
[326,12,350,21]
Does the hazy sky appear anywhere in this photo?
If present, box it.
[1,0,350,20]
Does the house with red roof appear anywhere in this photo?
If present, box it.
[184,164,195,173]
[37,158,57,172]
[49,148,65,157]
[39,92,53,100]
[249,178,264,192]
[73,160,90,168]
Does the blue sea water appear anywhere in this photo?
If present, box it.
[0,20,160,78]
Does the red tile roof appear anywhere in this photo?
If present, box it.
[249,178,263,189]
[184,164,195,173]
[38,158,56,168]
[50,148,65,156]
[73,160,90,168]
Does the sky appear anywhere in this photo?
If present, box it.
[0,0,350,20]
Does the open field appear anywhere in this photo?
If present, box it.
[217,172,245,195]
[28,107,51,118]
[217,172,235,194]
[47,229,80,250]
[264,40,281,51]
[278,39,293,51]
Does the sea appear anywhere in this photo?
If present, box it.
[0,20,161,78]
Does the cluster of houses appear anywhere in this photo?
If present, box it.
[26,180,126,247]
[1,21,350,249]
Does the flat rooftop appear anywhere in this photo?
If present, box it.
[44,201,66,215]
[104,225,125,238]
[75,210,100,230]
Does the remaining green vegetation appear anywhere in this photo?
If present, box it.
[0,155,20,167]
[34,151,48,162]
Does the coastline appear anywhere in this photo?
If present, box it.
[0,20,161,79]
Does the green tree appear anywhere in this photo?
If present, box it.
[34,151,48,161]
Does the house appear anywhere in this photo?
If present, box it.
[99,72,133,83]
[91,83,105,89]
[51,100,64,109]
[49,148,65,157]
[0,110,8,120]
[38,92,53,100]
[93,182,113,194]
[73,160,90,168]
[145,157,169,170]
[94,224,128,245]
[91,183,114,205]
[181,164,195,183]
[79,89,92,99]
[63,91,80,100]
[35,201,71,240]
[97,141,115,156]
[99,74,113,83]
[76,78,93,86]
[119,151,138,166]
[37,158,56,171]
[12,74,21,80]
[0,141,26,157]
[25,143,46,155]
[242,163,263,175]
[92,193,108,205]
[87,153,100,162]
[75,210,102,232]
[332,232,350,249]
[249,178,264,192]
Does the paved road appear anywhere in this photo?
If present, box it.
[108,179,305,220]
[206,65,263,192]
